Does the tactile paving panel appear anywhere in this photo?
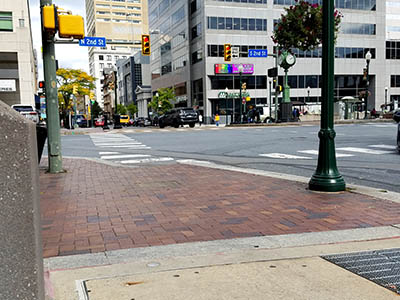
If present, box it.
[323,248,400,294]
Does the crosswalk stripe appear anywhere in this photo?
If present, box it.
[120,157,174,164]
[98,145,151,149]
[369,144,397,150]
[259,153,312,159]
[99,152,120,155]
[101,154,151,160]
[337,147,393,155]
[94,142,142,146]
[298,150,354,158]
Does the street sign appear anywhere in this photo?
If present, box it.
[249,49,268,57]
[232,46,239,58]
[79,37,106,47]
[268,67,278,77]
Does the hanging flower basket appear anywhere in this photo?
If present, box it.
[272,0,342,52]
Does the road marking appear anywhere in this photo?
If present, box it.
[98,145,150,149]
[337,147,393,155]
[259,153,312,159]
[101,154,151,160]
[99,152,120,155]
[298,150,354,158]
[120,157,174,164]
[369,144,397,150]
[94,142,142,146]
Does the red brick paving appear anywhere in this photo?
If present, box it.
[39,158,400,258]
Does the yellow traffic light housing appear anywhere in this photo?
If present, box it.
[141,35,151,56]
[224,44,231,62]
[42,4,57,32]
[58,14,84,39]
[72,85,78,95]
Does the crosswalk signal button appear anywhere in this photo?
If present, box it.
[141,34,151,56]
[224,44,232,62]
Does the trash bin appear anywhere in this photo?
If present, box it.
[114,114,122,129]
[36,125,47,163]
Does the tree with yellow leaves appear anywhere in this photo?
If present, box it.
[56,68,96,124]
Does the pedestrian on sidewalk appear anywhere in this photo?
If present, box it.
[198,113,203,126]
[215,113,220,126]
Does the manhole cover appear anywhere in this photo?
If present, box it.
[322,248,400,294]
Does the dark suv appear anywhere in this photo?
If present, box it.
[158,108,199,128]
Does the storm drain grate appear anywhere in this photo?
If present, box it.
[322,248,400,294]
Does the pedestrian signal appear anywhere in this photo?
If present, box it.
[224,44,231,62]
[275,85,282,94]
[38,81,45,89]
[141,34,151,56]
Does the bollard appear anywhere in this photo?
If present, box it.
[0,101,45,300]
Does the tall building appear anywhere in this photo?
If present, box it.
[85,0,149,108]
[149,0,399,124]
[0,0,37,107]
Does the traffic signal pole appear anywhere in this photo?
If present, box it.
[41,0,63,173]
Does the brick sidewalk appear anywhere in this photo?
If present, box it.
[39,158,400,258]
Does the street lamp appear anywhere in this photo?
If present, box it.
[238,64,244,123]
[364,50,372,119]
[309,0,345,192]
[385,86,388,110]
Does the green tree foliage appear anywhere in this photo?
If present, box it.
[148,87,174,115]
[116,104,128,115]
[127,103,138,117]
[92,101,103,118]
[57,68,96,119]
[272,0,342,51]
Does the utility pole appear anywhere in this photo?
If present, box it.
[41,0,62,173]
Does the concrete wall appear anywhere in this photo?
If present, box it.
[0,100,44,299]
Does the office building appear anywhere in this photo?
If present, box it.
[85,0,149,108]
[0,0,37,107]
[149,0,399,124]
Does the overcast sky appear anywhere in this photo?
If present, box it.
[29,0,89,80]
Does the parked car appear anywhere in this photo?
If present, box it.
[94,118,105,127]
[75,115,87,128]
[394,110,400,153]
[136,117,152,127]
[158,108,198,128]
[119,115,130,126]
[11,104,39,124]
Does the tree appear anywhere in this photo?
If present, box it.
[148,87,174,115]
[92,101,103,118]
[116,104,127,115]
[127,103,138,117]
[272,0,342,52]
[57,68,96,123]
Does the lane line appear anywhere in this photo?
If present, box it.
[369,144,397,150]
[99,152,120,155]
[120,157,174,164]
[298,150,354,158]
[337,147,393,155]
[101,154,151,160]
[259,153,312,160]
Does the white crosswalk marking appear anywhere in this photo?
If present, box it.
[298,150,354,158]
[369,144,397,150]
[120,157,174,164]
[259,153,312,159]
[337,147,393,155]
[99,152,119,155]
[101,154,151,160]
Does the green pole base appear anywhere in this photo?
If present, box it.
[309,173,346,192]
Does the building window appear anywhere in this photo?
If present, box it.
[191,23,202,40]
[0,12,13,32]
[340,23,376,35]
[107,55,112,61]
[18,18,25,27]
[99,55,104,60]
[161,62,172,75]
[172,6,185,26]
[273,0,375,11]
[191,50,203,64]
[190,0,200,15]
[207,16,267,31]
[100,63,104,69]
[391,75,400,88]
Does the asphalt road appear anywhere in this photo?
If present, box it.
[57,122,400,193]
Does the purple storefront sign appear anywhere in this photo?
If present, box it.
[214,64,254,74]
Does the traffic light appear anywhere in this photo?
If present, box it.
[141,34,150,56]
[38,81,45,89]
[72,85,78,95]
[363,68,368,81]
[41,5,84,39]
[275,85,282,94]
[224,44,231,62]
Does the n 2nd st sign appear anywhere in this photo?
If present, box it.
[248,49,268,57]
[79,37,106,47]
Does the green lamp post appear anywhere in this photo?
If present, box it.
[309,0,345,192]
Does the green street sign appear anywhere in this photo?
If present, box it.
[218,91,250,99]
